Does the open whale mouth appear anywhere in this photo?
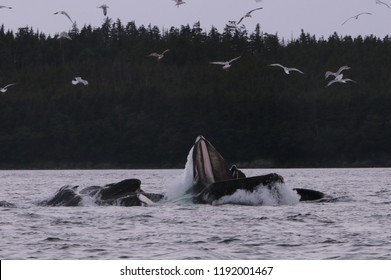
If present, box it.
[191,136,232,194]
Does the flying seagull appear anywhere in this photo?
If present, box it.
[0,5,12,9]
[72,77,88,86]
[97,4,109,16]
[325,66,350,79]
[341,12,372,25]
[147,49,170,60]
[58,32,72,40]
[173,0,186,7]
[237,7,263,25]
[376,0,391,9]
[0,83,16,93]
[210,56,241,71]
[269,63,304,74]
[54,11,74,24]
[326,74,356,87]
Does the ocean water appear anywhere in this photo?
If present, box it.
[1,167,391,260]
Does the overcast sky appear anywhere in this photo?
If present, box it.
[1,0,391,40]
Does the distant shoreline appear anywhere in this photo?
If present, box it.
[1,160,390,170]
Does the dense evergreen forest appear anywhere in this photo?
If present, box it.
[1,19,391,169]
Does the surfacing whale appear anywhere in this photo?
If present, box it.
[189,135,325,203]
[12,136,325,207]
[39,179,164,207]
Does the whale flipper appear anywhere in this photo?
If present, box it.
[293,188,325,201]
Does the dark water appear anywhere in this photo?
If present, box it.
[1,168,391,259]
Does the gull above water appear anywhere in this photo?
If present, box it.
[173,0,186,7]
[147,49,170,60]
[97,4,109,16]
[0,83,16,93]
[325,66,350,79]
[210,56,241,71]
[269,64,304,74]
[58,32,72,40]
[341,12,372,25]
[376,0,391,9]
[72,77,88,86]
[237,7,263,25]
[54,11,74,24]
[0,5,12,9]
[326,74,356,87]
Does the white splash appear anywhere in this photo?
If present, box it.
[212,183,300,206]
[164,147,195,201]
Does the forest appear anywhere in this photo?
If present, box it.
[1,19,391,169]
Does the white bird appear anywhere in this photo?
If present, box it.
[0,5,12,9]
[341,12,372,25]
[72,77,88,86]
[226,21,238,30]
[325,66,350,79]
[58,32,72,40]
[147,49,170,60]
[269,63,304,74]
[237,7,263,25]
[173,0,186,7]
[54,11,74,24]
[0,83,16,93]
[97,4,109,16]
[326,74,356,87]
[210,56,241,71]
[376,0,391,9]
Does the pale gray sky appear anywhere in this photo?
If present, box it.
[1,0,391,40]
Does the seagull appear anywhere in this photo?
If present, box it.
[0,5,12,9]
[72,77,88,86]
[341,12,372,25]
[326,74,356,87]
[376,0,391,9]
[173,0,186,7]
[269,63,304,74]
[210,56,241,71]
[54,11,74,24]
[237,7,263,25]
[147,49,170,60]
[325,66,350,79]
[58,32,72,40]
[0,83,16,93]
[97,4,109,16]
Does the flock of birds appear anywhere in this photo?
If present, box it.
[0,3,112,92]
[0,0,389,94]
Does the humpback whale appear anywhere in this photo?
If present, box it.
[39,179,164,207]
[189,135,325,203]
[29,136,325,207]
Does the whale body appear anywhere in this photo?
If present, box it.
[39,178,164,207]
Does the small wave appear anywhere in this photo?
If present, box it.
[0,200,17,208]
[43,237,65,242]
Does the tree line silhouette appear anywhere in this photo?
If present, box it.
[1,19,391,168]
